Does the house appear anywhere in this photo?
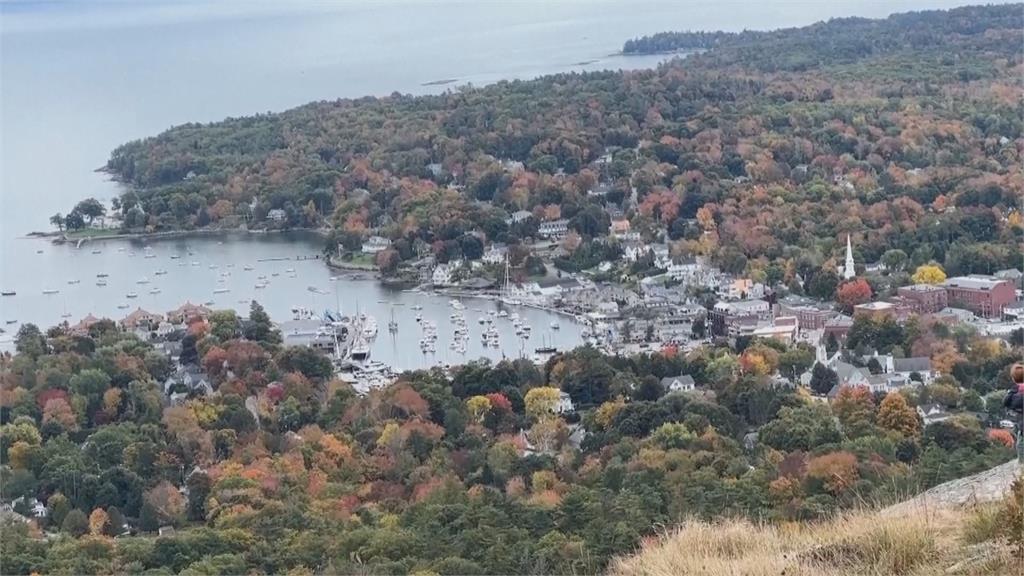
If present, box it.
[822,314,853,344]
[917,404,951,425]
[893,357,934,383]
[556,391,574,414]
[163,366,213,397]
[853,300,911,322]
[432,260,463,287]
[120,308,164,333]
[537,219,570,239]
[12,496,46,519]
[721,278,765,300]
[69,313,103,336]
[609,218,631,237]
[361,235,392,254]
[710,299,771,337]
[752,316,798,343]
[266,208,287,223]
[167,302,212,325]
[507,210,533,224]
[481,244,508,265]
[831,361,869,387]
[661,374,696,393]
[942,275,1017,318]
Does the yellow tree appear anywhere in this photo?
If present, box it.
[466,395,491,423]
[877,393,921,437]
[88,508,109,536]
[911,263,947,285]
[524,387,561,420]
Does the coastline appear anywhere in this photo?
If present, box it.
[24,226,331,243]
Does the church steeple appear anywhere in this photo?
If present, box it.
[843,234,855,280]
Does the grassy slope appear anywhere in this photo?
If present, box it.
[612,463,1023,576]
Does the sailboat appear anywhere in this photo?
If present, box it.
[388,308,398,333]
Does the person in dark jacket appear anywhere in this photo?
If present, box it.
[1003,363,1024,412]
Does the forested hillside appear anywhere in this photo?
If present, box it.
[99,4,1023,281]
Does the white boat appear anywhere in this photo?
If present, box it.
[154,270,167,276]
[411,304,423,311]
[149,288,161,294]
[144,253,156,259]
[42,289,59,295]
[498,310,508,318]
[285,268,295,273]
[204,300,215,306]
[213,288,230,294]
[191,261,200,266]
[126,292,138,299]
[137,277,149,284]
[91,249,101,254]
[170,254,181,260]
[96,280,107,287]
[255,283,268,289]
[96,273,109,278]
[209,264,218,270]
[415,313,422,322]
[550,320,560,330]
[243,266,254,271]
[67,279,80,285]
[116,303,129,309]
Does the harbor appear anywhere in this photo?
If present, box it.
[0,232,585,371]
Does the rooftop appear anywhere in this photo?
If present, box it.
[943,275,1010,290]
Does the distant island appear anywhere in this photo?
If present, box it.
[621,30,736,54]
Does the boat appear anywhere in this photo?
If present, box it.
[144,253,156,259]
[170,254,181,260]
[126,292,138,298]
[42,289,59,295]
[415,313,423,322]
[136,277,149,284]
[535,345,557,354]
[149,288,161,294]
[411,304,423,311]
[361,316,378,338]
[498,310,508,318]
[91,249,101,254]
[388,310,398,333]
[243,266,254,271]
[96,273,109,278]
[116,303,128,309]
[5,319,16,325]
[255,283,268,289]
[191,261,200,266]
[1,291,15,296]
[154,270,167,276]
[213,288,230,294]
[204,300,215,306]
[350,344,371,362]
[285,268,295,273]
[550,321,560,330]
[209,264,218,270]
[96,280,107,287]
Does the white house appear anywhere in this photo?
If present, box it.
[507,210,533,224]
[556,391,574,414]
[917,403,951,425]
[361,235,392,254]
[661,375,696,393]
[432,260,463,287]
[538,219,570,238]
[482,244,508,265]
[267,209,287,222]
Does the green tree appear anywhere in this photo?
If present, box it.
[61,509,89,537]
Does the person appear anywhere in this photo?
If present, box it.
[1003,363,1024,462]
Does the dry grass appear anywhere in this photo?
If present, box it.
[610,506,1019,576]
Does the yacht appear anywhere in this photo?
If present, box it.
[361,316,378,339]
[498,310,508,318]
[243,265,254,271]
[170,254,181,260]
[213,288,230,294]
[116,303,129,310]
[149,288,161,295]
[126,292,138,299]
[154,270,168,276]
[1,291,15,297]
[550,320,560,330]
[136,277,149,284]
[350,343,371,362]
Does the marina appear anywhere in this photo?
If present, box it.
[2,233,584,370]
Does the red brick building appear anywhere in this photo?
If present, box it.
[942,275,1016,318]
[896,284,948,314]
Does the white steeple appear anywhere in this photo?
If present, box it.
[843,234,855,280]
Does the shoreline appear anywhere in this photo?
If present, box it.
[22,226,331,243]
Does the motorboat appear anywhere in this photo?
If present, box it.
[1,291,15,296]
[136,277,149,284]
[550,320,560,330]
[96,280,107,287]
[91,249,101,254]
[213,288,230,294]
[154,270,167,276]
[117,303,129,309]
[149,288,161,295]
[243,266,254,271]
[96,273,109,278]
[42,289,59,295]
[126,292,138,299]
